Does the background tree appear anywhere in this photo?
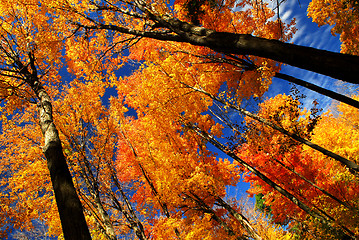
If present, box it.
[238,94,359,239]
[308,0,359,55]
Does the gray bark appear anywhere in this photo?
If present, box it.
[17,53,92,240]
[32,79,92,240]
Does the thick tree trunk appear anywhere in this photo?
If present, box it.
[161,17,359,83]
[202,32,359,83]
[84,14,359,83]
[5,46,92,238]
[31,79,92,240]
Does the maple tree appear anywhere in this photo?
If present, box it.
[308,0,359,55]
[48,0,359,83]
[238,94,359,239]
[0,0,91,239]
[0,0,359,239]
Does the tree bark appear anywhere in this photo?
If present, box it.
[183,83,359,176]
[32,80,92,240]
[160,16,359,83]
[189,124,355,239]
[81,13,359,83]
[183,51,359,109]
[216,197,262,240]
[18,53,92,239]
[275,73,359,109]
[201,32,359,83]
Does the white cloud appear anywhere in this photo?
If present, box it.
[265,0,343,111]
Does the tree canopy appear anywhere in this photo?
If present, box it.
[0,0,358,239]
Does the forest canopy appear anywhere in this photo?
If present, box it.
[0,0,358,239]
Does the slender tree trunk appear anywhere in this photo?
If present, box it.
[184,51,359,109]
[183,83,359,176]
[275,73,359,109]
[80,155,116,240]
[216,197,262,240]
[94,195,116,240]
[111,175,148,240]
[189,123,355,239]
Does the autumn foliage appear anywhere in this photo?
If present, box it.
[308,0,359,55]
[238,94,359,238]
[0,0,358,239]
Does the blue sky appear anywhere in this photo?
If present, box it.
[228,0,348,199]
[266,0,344,111]
[6,1,352,238]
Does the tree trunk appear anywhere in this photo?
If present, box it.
[216,197,262,240]
[202,32,359,83]
[184,83,359,176]
[83,14,359,83]
[275,73,359,109]
[161,17,359,83]
[31,79,92,240]
[190,123,355,239]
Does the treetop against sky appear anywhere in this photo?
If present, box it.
[0,0,358,239]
